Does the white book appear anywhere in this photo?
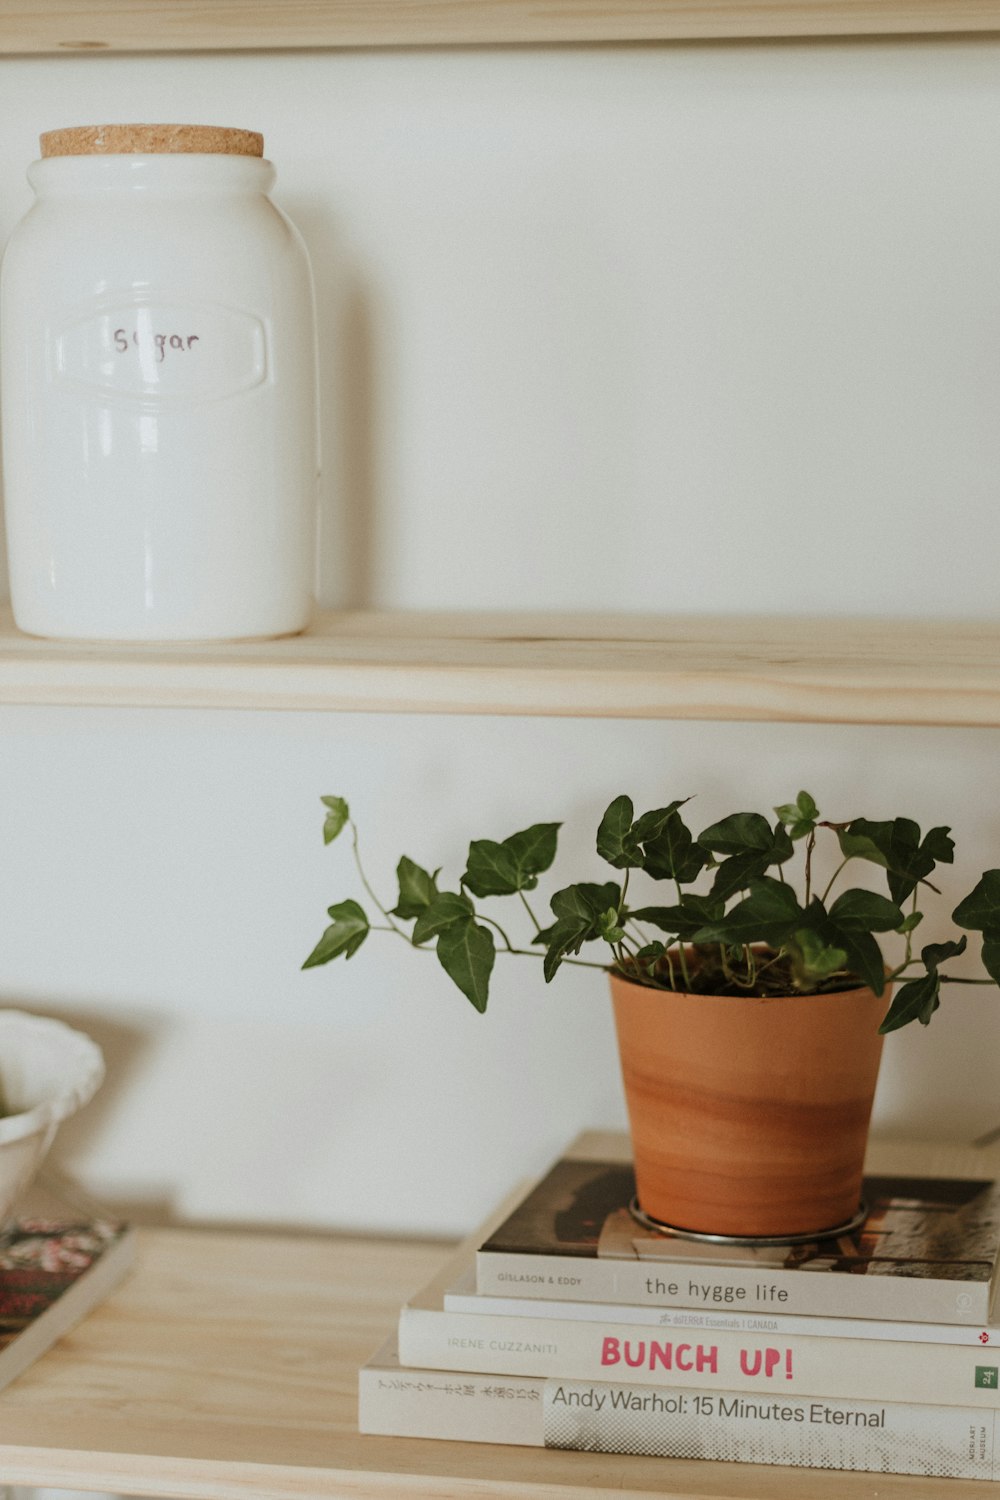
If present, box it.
[360,1336,1000,1482]
[399,1243,1000,1408]
[447,1265,1000,1347]
[476,1146,1000,1325]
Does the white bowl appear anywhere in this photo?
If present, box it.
[0,1010,104,1221]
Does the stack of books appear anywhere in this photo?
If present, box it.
[359,1130,1000,1483]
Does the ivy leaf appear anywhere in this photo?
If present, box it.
[320,795,350,845]
[879,972,941,1033]
[630,893,723,938]
[302,899,369,967]
[412,891,475,946]
[436,920,495,1013]
[837,817,947,905]
[543,916,587,982]
[787,927,848,988]
[503,822,560,884]
[953,871,1000,932]
[631,799,689,844]
[692,877,803,947]
[827,889,905,934]
[596,796,643,869]
[896,911,923,935]
[633,940,666,981]
[391,856,440,919]
[597,908,626,944]
[699,812,789,859]
[462,822,561,897]
[923,826,956,865]
[830,927,887,995]
[774,790,820,841]
[550,881,619,921]
[981,931,1000,985]
[544,881,621,981]
[922,936,967,972]
[627,905,685,934]
[708,850,772,903]
[462,839,520,898]
[877,936,966,1033]
[642,811,708,884]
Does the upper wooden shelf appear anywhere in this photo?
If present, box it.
[0,606,999,724]
[1,1138,998,1499]
[2,0,1000,54]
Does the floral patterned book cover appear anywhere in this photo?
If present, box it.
[0,1211,135,1386]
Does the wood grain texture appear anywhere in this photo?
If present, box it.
[0,1145,999,1499]
[0,607,999,724]
[1,0,1000,53]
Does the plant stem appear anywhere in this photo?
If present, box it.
[804,828,816,907]
[620,869,631,918]
[392,936,608,971]
[518,889,543,935]
[820,857,851,905]
[664,878,693,988]
[352,822,407,938]
[901,889,918,969]
[476,912,521,952]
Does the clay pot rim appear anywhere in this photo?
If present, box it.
[607,961,886,1006]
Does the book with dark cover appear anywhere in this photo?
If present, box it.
[0,1212,134,1390]
[476,1150,1000,1323]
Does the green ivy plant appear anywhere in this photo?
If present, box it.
[303,790,1000,1034]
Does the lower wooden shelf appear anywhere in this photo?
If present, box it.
[0,1139,999,1498]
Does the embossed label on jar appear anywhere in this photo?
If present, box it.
[53,299,267,402]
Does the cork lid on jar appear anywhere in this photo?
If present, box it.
[39,124,264,158]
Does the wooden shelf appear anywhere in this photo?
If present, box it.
[2,0,1000,54]
[0,1138,997,1499]
[1,606,1000,724]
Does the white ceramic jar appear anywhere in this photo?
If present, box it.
[0,124,319,640]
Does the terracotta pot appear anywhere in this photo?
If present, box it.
[609,968,888,1239]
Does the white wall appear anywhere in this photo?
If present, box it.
[0,39,998,1238]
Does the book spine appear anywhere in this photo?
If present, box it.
[398,1305,1000,1408]
[359,1364,1000,1480]
[475,1249,989,1324]
[444,1289,994,1346]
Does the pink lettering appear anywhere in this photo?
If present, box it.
[740,1347,789,1379]
[604,1338,716,1373]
